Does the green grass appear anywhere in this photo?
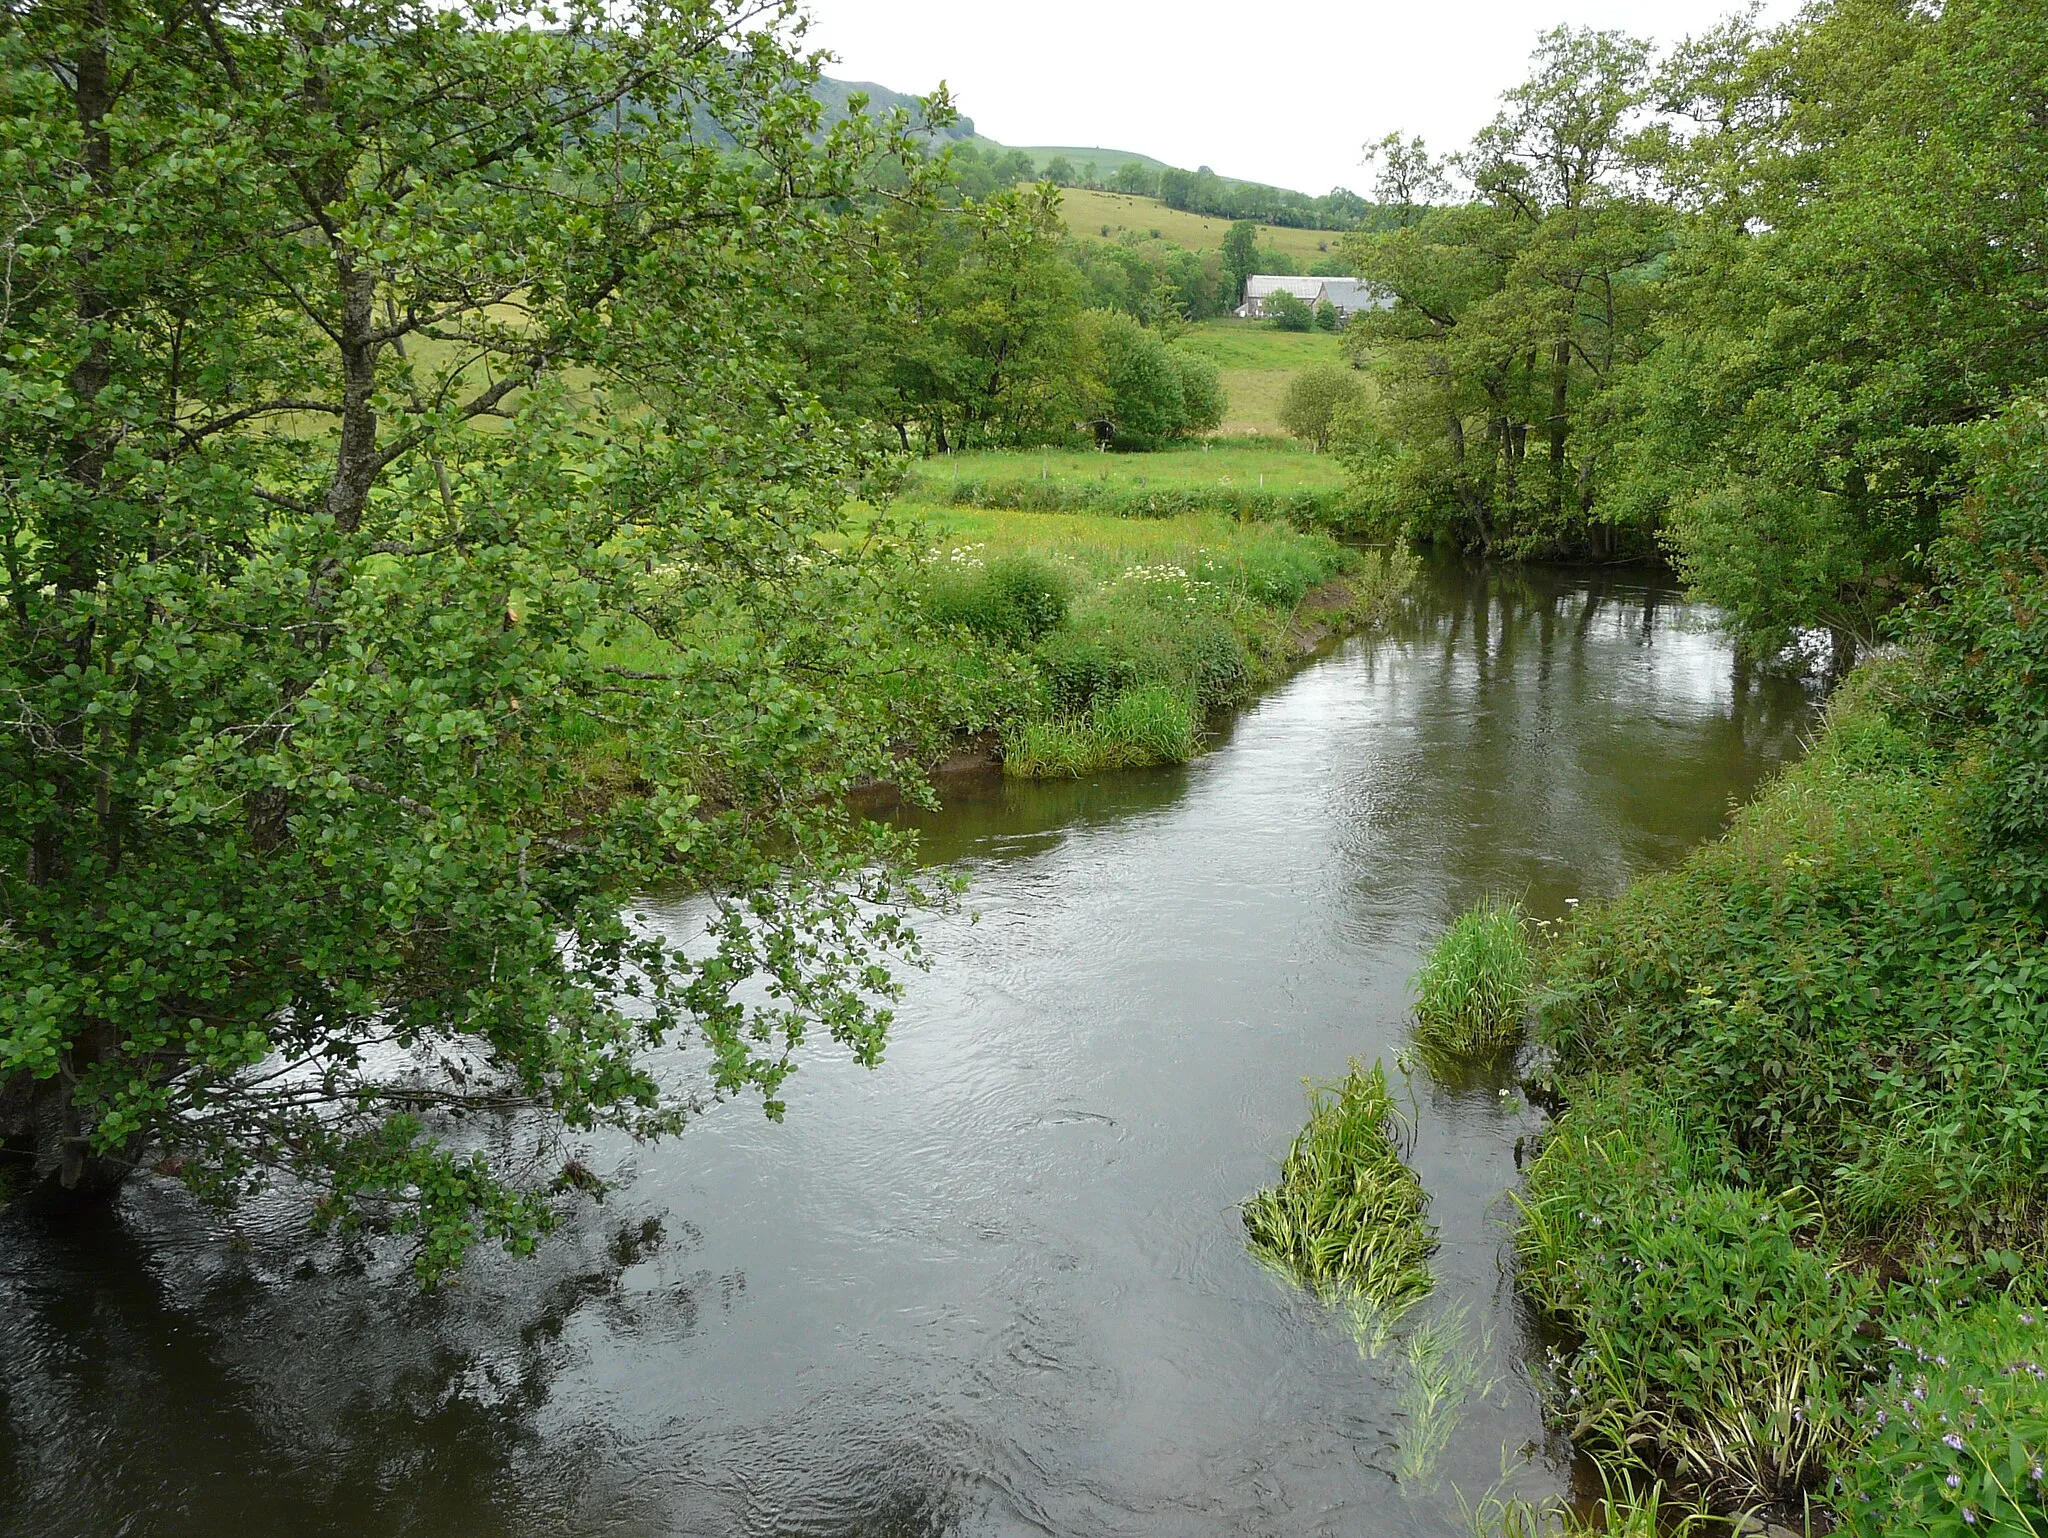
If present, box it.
[1471,1478,1710,1537]
[908,508,1410,778]
[1514,1081,1871,1509]
[1003,683,1197,777]
[897,442,1348,503]
[1176,320,1352,435]
[1242,1061,1435,1321]
[1173,320,1348,371]
[1412,897,1535,1060]
[1055,187,1348,264]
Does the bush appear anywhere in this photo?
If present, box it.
[1835,1296,2048,1536]
[1280,365,1366,454]
[1412,896,1532,1058]
[1265,290,1313,331]
[1242,1061,1434,1319]
[1538,681,2048,1241]
[926,552,1071,648]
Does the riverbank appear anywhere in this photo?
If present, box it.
[1505,658,2046,1533]
[906,504,1411,777]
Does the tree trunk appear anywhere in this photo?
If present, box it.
[1548,335,1571,520]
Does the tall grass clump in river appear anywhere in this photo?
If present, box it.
[1412,897,1533,1058]
[1242,1062,1434,1324]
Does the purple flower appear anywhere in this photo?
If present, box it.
[1947,1474,1963,1489]
[1964,1508,1977,1525]
[1945,1433,1966,1451]
[1875,1410,1889,1427]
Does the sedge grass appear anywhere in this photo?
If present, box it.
[1242,1060,1434,1321]
[1413,897,1534,1059]
[1003,684,1197,777]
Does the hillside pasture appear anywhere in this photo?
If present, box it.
[1174,320,1350,436]
[1057,189,1349,267]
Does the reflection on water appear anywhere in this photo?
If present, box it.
[0,563,1814,1538]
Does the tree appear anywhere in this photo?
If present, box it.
[1081,312,1184,447]
[1341,29,1669,555]
[1314,299,1341,332]
[0,0,956,1279]
[1281,367,1365,453]
[1222,219,1260,306]
[1172,351,1227,437]
[1615,0,2048,657]
[1265,290,1314,331]
[1042,155,1077,186]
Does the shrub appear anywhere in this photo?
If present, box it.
[1835,1295,2048,1537]
[926,552,1071,648]
[1412,896,1532,1058]
[1265,290,1313,331]
[1242,1061,1434,1320]
[1280,364,1366,454]
[1538,683,2048,1241]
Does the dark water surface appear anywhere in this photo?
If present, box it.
[0,564,1816,1538]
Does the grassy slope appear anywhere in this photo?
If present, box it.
[1517,665,2048,1527]
[1058,188,1349,266]
[1176,320,1347,435]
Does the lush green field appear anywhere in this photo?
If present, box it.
[896,441,1347,504]
[1057,188,1349,266]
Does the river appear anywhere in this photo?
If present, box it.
[0,562,1815,1538]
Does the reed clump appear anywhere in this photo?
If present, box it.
[1413,896,1534,1058]
[1242,1061,1434,1321]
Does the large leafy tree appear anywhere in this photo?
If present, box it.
[0,0,955,1277]
[1341,29,1671,556]
[1613,0,2048,658]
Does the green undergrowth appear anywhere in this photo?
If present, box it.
[1242,1061,1436,1325]
[1413,896,1534,1061]
[1518,653,2048,1524]
[915,508,1411,778]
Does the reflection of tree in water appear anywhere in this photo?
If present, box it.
[0,1193,712,1538]
[1348,559,1817,923]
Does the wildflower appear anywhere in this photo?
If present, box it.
[1875,1410,1888,1427]
[1944,1433,1965,1451]
[1947,1474,1962,1489]
[1963,1508,1977,1525]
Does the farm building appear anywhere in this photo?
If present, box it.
[1235,275,1389,322]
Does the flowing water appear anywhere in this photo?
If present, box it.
[0,563,1816,1538]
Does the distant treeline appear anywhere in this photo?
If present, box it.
[942,142,1393,234]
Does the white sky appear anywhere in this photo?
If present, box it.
[801,0,1798,196]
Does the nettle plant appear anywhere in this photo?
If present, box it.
[1837,1296,2048,1536]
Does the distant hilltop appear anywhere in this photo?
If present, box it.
[815,74,1375,230]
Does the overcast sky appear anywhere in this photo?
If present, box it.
[801,0,1797,195]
